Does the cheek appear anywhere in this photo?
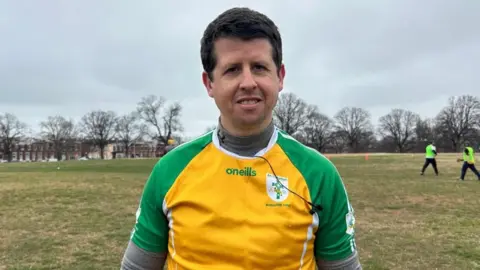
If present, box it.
[211,86,234,109]
[265,94,278,109]
[214,82,236,100]
[259,82,280,104]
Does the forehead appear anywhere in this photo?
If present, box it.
[213,38,273,66]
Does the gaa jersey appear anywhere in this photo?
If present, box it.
[130,127,357,270]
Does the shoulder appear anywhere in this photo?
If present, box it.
[276,130,350,221]
[148,131,213,193]
[276,129,341,199]
[157,131,213,167]
[276,129,336,175]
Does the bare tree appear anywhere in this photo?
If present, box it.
[414,118,439,152]
[329,131,346,153]
[378,109,420,153]
[302,109,334,152]
[334,107,373,153]
[360,131,377,152]
[0,113,28,162]
[137,95,183,145]
[115,112,146,158]
[273,92,314,136]
[435,95,480,151]
[39,116,77,160]
[81,110,117,159]
[415,118,438,143]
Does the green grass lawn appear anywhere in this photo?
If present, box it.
[1,153,479,269]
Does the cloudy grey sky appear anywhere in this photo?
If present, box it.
[1,0,479,138]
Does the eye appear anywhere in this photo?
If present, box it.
[253,64,267,71]
[225,66,239,74]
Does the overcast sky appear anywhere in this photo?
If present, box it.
[1,0,479,138]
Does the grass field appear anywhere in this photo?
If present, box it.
[1,153,479,269]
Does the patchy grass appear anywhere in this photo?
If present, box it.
[1,153,479,269]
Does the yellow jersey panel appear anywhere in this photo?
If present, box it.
[164,143,317,270]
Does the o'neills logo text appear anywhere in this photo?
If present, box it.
[226,167,257,176]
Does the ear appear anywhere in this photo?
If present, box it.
[277,64,286,93]
[202,71,214,98]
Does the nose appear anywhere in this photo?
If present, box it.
[239,68,257,90]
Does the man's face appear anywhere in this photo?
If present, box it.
[202,37,285,135]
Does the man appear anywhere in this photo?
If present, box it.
[420,141,438,176]
[120,7,362,270]
[457,142,480,181]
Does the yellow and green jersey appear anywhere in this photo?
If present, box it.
[130,128,357,269]
[463,146,475,164]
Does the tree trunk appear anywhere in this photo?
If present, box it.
[56,151,62,161]
[125,145,130,158]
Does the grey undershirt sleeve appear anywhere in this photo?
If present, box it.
[317,250,362,270]
[120,240,166,270]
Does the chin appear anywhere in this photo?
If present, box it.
[235,116,266,127]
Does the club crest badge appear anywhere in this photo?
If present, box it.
[266,173,289,202]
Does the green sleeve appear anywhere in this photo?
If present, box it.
[314,160,356,261]
[130,162,169,253]
[128,132,213,253]
[275,131,357,261]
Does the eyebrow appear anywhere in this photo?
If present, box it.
[221,60,271,69]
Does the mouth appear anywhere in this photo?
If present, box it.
[236,98,262,105]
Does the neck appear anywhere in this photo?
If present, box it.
[217,118,274,157]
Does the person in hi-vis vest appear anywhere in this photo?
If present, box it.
[420,141,439,176]
[457,142,480,181]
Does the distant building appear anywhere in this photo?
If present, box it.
[111,141,157,159]
[0,137,179,162]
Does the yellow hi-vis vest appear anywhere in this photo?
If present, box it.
[463,146,475,164]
